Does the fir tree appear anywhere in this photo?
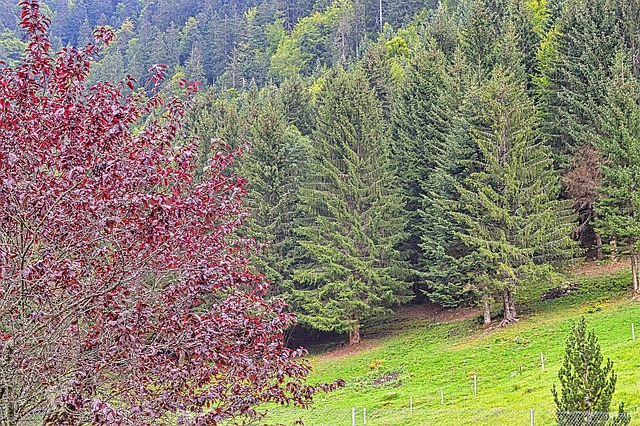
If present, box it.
[238,86,311,297]
[184,42,206,84]
[293,67,409,345]
[542,0,622,154]
[595,51,640,293]
[459,0,508,80]
[276,75,316,136]
[552,317,630,426]
[362,43,395,120]
[457,66,576,325]
[540,0,623,251]
[76,17,93,47]
[391,42,474,306]
[182,87,247,179]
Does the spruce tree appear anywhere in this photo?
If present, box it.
[459,0,508,80]
[293,67,409,345]
[181,87,247,179]
[238,86,311,297]
[540,0,624,251]
[542,0,622,154]
[391,42,474,306]
[552,317,630,426]
[276,75,316,136]
[184,42,207,84]
[595,52,640,293]
[457,66,576,325]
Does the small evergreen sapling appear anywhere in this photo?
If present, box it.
[552,317,630,426]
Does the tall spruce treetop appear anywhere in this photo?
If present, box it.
[293,66,409,345]
[539,1,621,252]
[595,51,640,293]
[391,42,450,261]
[543,0,622,154]
[457,65,577,325]
[460,0,508,81]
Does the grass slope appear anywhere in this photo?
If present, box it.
[264,265,640,425]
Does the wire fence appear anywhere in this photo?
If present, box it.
[1,408,636,425]
[262,408,638,425]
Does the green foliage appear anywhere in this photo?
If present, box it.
[268,0,356,82]
[237,86,311,296]
[595,52,640,257]
[457,66,577,322]
[276,75,317,136]
[594,51,640,291]
[541,0,623,154]
[268,32,310,82]
[0,30,26,68]
[459,0,508,80]
[182,87,247,179]
[264,269,636,426]
[552,317,630,426]
[391,41,474,307]
[293,66,410,343]
[88,19,134,84]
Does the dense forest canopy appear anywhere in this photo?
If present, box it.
[3,0,640,344]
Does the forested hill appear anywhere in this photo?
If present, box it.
[3,0,640,347]
[0,0,431,85]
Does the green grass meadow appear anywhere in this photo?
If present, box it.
[262,267,640,425]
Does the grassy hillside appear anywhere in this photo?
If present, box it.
[263,263,640,425]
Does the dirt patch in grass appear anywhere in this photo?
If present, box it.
[569,259,628,277]
[318,339,381,361]
[395,301,481,323]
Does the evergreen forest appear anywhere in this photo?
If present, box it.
[3,0,640,346]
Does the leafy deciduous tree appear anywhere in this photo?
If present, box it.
[0,2,339,423]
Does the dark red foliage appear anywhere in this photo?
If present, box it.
[0,2,340,424]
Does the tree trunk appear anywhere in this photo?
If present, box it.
[349,317,361,345]
[595,233,604,260]
[500,287,517,326]
[632,253,640,294]
[483,298,491,325]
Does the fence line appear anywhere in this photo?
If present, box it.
[263,408,639,426]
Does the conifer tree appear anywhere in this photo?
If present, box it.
[552,317,630,426]
[362,44,394,120]
[391,42,474,306]
[540,0,623,251]
[542,0,622,154]
[457,66,576,325]
[184,42,206,84]
[238,86,311,297]
[293,67,409,345]
[595,52,640,293]
[182,87,247,179]
[276,75,316,136]
[427,1,464,57]
[459,0,508,80]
